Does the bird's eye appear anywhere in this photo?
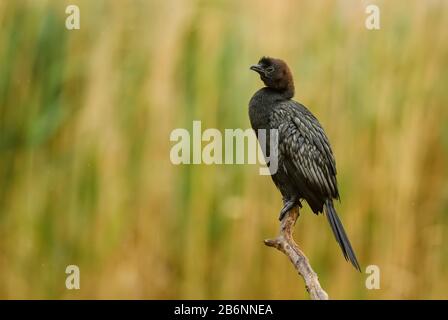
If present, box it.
[266,66,275,73]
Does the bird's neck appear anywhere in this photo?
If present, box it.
[284,82,295,99]
[264,85,294,100]
[252,87,286,103]
[263,83,294,100]
[278,82,294,99]
[265,76,295,99]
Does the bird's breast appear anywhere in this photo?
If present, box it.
[248,88,283,131]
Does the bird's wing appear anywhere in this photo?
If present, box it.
[270,100,339,200]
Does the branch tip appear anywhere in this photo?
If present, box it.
[264,206,329,300]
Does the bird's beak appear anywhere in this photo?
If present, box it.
[250,64,264,74]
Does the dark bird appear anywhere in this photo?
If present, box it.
[249,56,360,271]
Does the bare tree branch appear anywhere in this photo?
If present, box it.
[264,206,329,300]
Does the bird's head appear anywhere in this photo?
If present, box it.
[250,56,295,98]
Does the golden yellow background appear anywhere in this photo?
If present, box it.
[0,0,447,299]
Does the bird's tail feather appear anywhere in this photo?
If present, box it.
[324,200,361,271]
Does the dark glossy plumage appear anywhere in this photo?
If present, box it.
[249,57,360,271]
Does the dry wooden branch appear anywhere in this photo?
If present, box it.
[264,206,329,300]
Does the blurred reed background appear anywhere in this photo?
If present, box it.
[0,0,447,299]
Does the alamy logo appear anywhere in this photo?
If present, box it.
[65,5,80,30]
[169,121,279,175]
[365,265,380,289]
[65,265,80,290]
[365,4,380,30]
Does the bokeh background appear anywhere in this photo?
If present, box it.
[0,0,447,299]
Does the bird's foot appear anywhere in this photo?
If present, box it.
[279,197,299,221]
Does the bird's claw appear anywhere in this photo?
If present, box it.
[279,198,297,221]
